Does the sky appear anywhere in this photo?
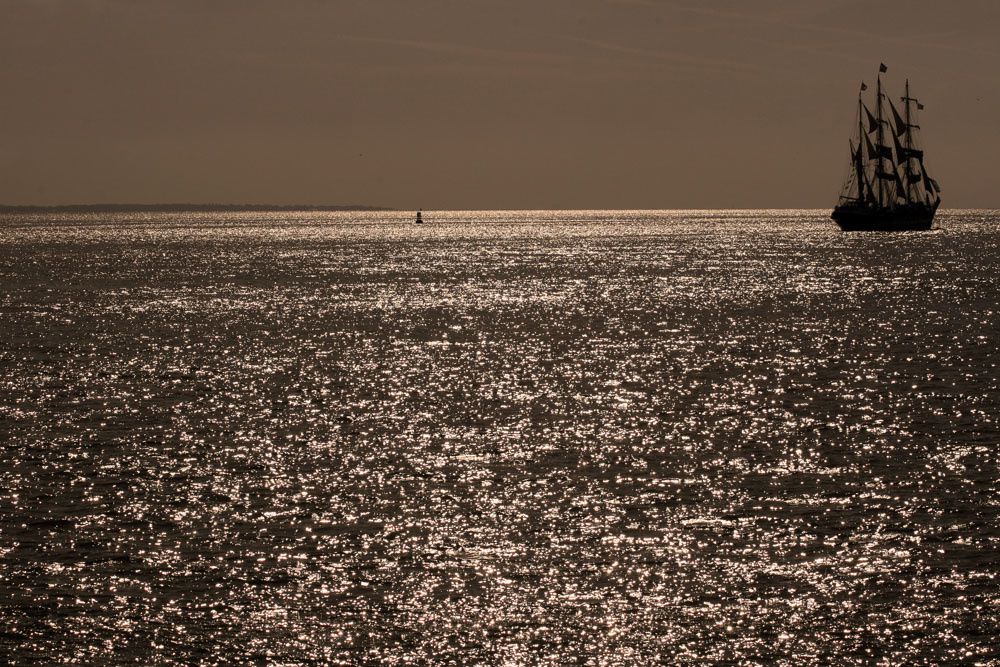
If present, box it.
[1,0,998,209]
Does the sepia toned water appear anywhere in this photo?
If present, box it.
[1,209,999,665]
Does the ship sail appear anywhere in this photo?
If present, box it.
[833,67,940,230]
[888,100,908,137]
[862,103,881,134]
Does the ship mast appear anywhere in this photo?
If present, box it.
[904,79,913,203]
[857,96,866,203]
[876,71,885,207]
[900,79,927,204]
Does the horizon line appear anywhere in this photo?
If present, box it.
[0,203,395,213]
[1,204,994,213]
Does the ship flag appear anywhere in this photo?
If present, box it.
[860,82,868,92]
[879,63,888,73]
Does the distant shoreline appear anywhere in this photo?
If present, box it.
[0,204,393,213]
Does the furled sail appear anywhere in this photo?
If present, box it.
[875,144,894,161]
[891,133,923,162]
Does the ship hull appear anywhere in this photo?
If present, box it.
[831,203,938,231]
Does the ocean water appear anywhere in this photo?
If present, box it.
[1,209,998,665]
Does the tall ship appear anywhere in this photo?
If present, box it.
[832,64,941,231]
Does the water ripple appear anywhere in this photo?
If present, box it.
[1,209,998,664]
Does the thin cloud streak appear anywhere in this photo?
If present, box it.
[559,35,768,74]
[337,34,573,65]
[657,0,1000,60]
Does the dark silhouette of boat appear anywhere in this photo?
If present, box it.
[832,64,940,231]
[415,209,423,224]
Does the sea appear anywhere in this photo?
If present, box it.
[1,209,998,665]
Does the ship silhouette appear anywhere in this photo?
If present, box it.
[832,64,941,231]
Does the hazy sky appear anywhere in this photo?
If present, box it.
[1,0,998,208]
